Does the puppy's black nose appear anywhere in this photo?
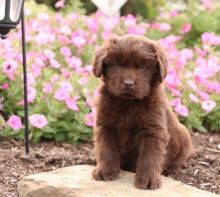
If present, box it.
[124,79,134,87]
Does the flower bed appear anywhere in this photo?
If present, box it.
[0,1,220,143]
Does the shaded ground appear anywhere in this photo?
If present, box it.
[0,133,219,197]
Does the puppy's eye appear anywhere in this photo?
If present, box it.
[139,65,146,71]
[114,64,121,69]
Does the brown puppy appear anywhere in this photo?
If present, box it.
[92,35,193,190]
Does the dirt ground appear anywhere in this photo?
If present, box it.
[0,132,220,197]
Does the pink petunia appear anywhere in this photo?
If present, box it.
[50,59,61,69]
[201,0,213,9]
[180,23,192,34]
[175,104,189,117]
[55,0,65,8]
[77,77,88,85]
[199,92,210,100]
[16,86,37,105]
[65,97,79,111]
[85,18,98,33]
[27,73,36,86]
[201,32,220,46]
[85,111,95,127]
[44,49,55,59]
[68,56,82,69]
[43,82,53,93]
[201,100,216,113]
[60,81,73,92]
[54,89,69,101]
[60,47,72,57]
[122,14,136,27]
[2,83,9,90]
[2,60,18,80]
[27,86,37,103]
[60,68,71,78]
[189,94,199,103]
[127,25,146,35]
[60,26,71,35]
[7,115,23,131]
[29,114,48,129]
[151,22,171,32]
[50,75,59,82]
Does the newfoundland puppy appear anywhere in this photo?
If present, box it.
[92,35,193,190]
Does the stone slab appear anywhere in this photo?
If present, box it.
[17,165,219,197]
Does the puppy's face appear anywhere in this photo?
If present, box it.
[93,35,168,100]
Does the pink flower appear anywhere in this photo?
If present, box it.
[175,104,189,117]
[16,86,37,105]
[68,56,82,69]
[31,64,42,77]
[201,32,220,46]
[55,0,65,8]
[35,32,55,45]
[61,68,71,78]
[2,83,9,90]
[127,25,146,35]
[51,75,59,82]
[85,110,95,127]
[151,22,171,32]
[122,14,136,27]
[60,26,71,35]
[189,94,199,103]
[187,80,198,92]
[85,18,98,33]
[71,30,88,48]
[201,0,213,9]
[77,77,88,85]
[170,98,181,107]
[2,60,18,80]
[28,86,37,103]
[60,47,72,57]
[29,114,48,129]
[72,36,86,48]
[102,16,119,31]
[180,23,192,34]
[165,70,181,89]
[199,92,210,100]
[43,82,53,93]
[7,115,23,131]
[201,100,216,113]
[50,59,61,69]
[54,89,69,101]
[169,10,178,17]
[65,96,80,111]
[60,81,73,92]
[44,49,55,59]
[27,73,36,86]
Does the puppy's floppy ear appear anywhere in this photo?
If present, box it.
[92,46,106,78]
[93,36,118,78]
[155,42,168,82]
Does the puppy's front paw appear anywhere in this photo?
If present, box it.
[135,174,162,190]
[92,167,120,181]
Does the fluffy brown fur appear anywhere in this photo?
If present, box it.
[92,35,193,190]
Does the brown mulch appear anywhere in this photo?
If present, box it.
[0,132,220,197]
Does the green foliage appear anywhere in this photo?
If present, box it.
[122,0,165,19]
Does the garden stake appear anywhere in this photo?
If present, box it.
[0,0,29,154]
[21,6,29,154]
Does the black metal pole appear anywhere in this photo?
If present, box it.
[21,6,29,154]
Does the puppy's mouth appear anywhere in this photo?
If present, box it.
[119,93,136,99]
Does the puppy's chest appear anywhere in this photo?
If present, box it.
[110,105,143,129]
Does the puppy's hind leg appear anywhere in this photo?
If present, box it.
[165,125,192,175]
